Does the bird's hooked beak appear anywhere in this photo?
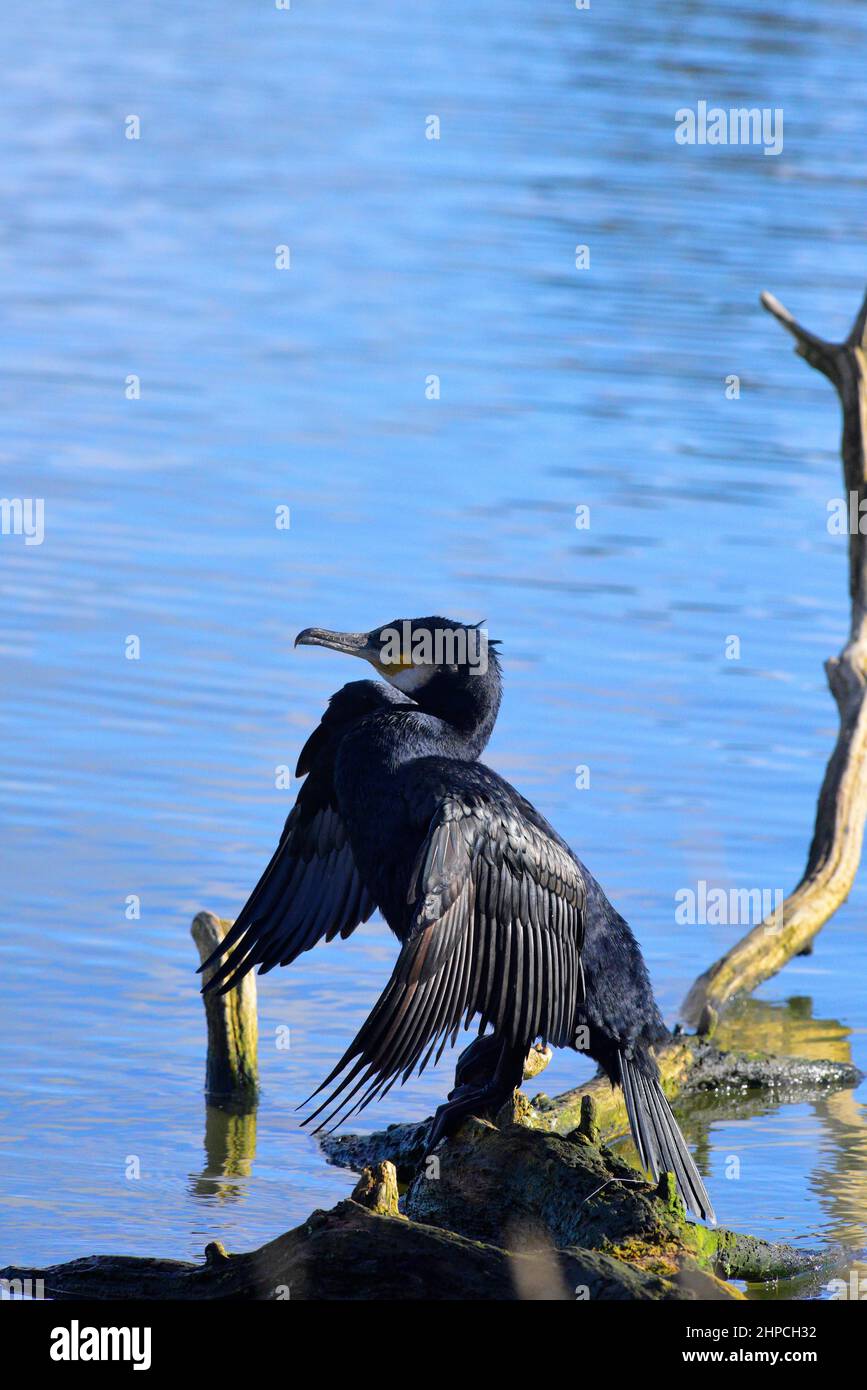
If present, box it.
[294,627,379,664]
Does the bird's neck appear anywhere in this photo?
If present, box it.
[411,670,502,760]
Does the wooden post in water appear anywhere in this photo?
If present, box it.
[191,911,259,1107]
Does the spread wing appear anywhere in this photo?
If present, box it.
[200,681,410,995]
[303,776,585,1130]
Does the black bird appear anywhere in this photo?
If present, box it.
[201,616,714,1223]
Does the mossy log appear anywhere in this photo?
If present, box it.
[2,1120,823,1301]
[0,1200,695,1302]
[406,1109,823,1287]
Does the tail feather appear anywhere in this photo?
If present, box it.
[618,1052,716,1225]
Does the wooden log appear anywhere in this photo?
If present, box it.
[683,285,867,1024]
[0,1208,733,1301]
[191,911,259,1106]
[350,1161,402,1217]
[0,1199,709,1301]
[5,1122,786,1300]
[2,1112,827,1300]
[405,1114,820,1285]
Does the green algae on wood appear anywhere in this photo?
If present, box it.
[192,911,259,1107]
[404,1114,819,1291]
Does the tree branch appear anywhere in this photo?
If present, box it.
[683,285,867,1025]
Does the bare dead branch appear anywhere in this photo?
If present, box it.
[683,284,867,1025]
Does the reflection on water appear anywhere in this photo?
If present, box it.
[2,0,867,1297]
[609,996,867,1296]
[715,995,854,1065]
[191,1106,257,1203]
[679,998,867,1297]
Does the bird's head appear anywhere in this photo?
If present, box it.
[295,615,502,744]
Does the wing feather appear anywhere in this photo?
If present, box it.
[199,681,419,994]
[302,791,585,1130]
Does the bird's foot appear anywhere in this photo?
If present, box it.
[425,1080,511,1154]
[427,1037,530,1154]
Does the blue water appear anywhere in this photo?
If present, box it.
[2,0,867,1295]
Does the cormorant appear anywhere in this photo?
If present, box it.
[201,616,714,1223]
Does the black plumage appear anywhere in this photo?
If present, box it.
[200,616,714,1223]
